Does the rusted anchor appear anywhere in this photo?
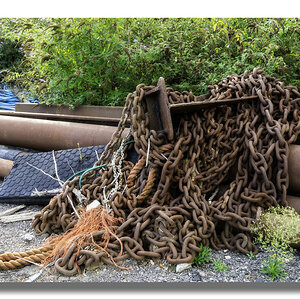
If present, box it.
[144,77,258,140]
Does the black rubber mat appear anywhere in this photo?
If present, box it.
[0,145,105,205]
[0,145,37,161]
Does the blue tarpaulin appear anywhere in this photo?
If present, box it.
[0,83,38,111]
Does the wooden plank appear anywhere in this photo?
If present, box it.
[170,95,259,114]
[0,205,26,217]
[0,211,37,223]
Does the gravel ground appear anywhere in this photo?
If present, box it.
[0,184,299,283]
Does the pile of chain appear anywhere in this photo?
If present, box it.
[32,68,300,275]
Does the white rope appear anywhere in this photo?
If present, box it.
[146,137,151,167]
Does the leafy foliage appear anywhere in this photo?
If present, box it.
[260,256,288,281]
[193,244,229,273]
[212,259,229,272]
[246,251,256,259]
[0,38,24,78]
[251,206,300,262]
[0,18,299,106]
[193,244,212,266]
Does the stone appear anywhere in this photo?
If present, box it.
[86,200,101,211]
[198,271,207,277]
[20,266,37,277]
[225,255,231,260]
[192,274,202,281]
[175,263,192,273]
[24,233,34,242]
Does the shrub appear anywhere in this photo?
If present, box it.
[251,206,300,281]
[0,18,299,106]
[0,38,24,79]
[251,206,300,262]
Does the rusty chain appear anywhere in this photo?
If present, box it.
[32,68,300,275]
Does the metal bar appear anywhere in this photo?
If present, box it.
[0,110,122,126]
[169,95,259,114]
[144,77,174,140]
[15,103,124,119]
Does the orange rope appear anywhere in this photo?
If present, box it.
[126,157,146,187]
[136,167,158,203]
[0,244,54,270]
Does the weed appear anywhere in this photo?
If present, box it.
[212,259,229,273]
[260,256,287,281]
[247,251,256,259]
[77,143,83,161]
[193,244,212,266]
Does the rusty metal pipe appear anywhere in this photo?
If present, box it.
[288,145,300,194]
[0,115,123,151]
[0,158,14,178]
[286,195,300,214]
[282,197,299,247]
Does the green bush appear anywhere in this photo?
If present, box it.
[0,18,299,106]
[251,206,300,262]
[0,37,24,78]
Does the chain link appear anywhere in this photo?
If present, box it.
[32,68,300,275]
